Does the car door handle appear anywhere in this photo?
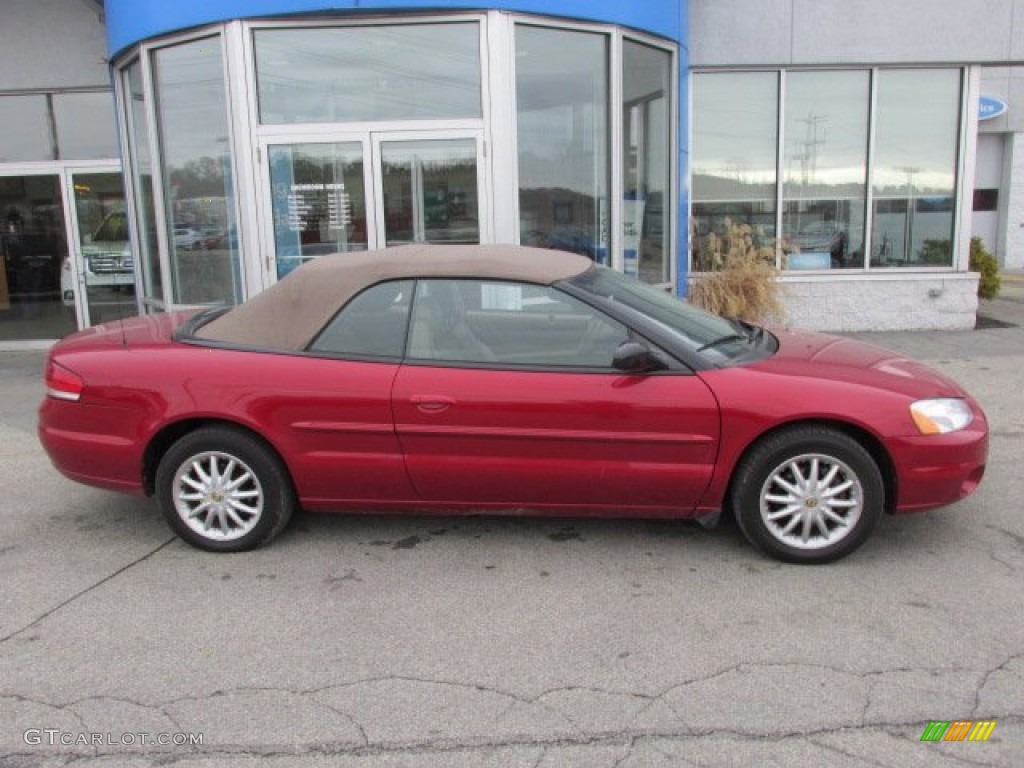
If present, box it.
[410,395,456,413]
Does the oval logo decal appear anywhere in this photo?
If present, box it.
[979,95,1008,121]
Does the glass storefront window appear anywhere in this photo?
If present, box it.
[53,92,120,161]
[691,67,964,273]
[870,69,961,268]
[0,92,117,164]
[0,95,54,163]
[122,61,162,304]
[111,17,678,319]
[623,40,672,283]
[255,24,482,124]
[0,174,75,340]
[152,36,241,305]
[782,71,869,270]
[691,72,778,272]
[516,25,609,265]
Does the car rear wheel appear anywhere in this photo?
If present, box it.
[155,426,294,552]
[731,426,883,564]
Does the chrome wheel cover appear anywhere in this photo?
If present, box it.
[759,453,863,551]
[172,451,264,541]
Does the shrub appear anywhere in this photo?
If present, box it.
[970,237,1001,300]
[919,238,953,266]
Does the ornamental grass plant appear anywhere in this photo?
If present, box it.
[690,219,787,323]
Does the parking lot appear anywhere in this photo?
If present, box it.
[1,294,1023,766]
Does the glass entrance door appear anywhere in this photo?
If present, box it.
[266,140,373,280]
[261,132,485,284]
[68,171,134,327]
[0,173,76,341]
[375,137,482,246]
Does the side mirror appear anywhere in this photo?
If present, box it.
[612,341,665,373]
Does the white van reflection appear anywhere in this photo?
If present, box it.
[62,211,134,307]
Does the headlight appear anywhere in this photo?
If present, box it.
[910,398,973,435]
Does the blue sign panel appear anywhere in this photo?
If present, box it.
[105,0,685,57]
[979,95,1008,121]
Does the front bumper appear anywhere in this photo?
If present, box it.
[889,425,988,513]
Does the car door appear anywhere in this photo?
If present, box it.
[391,278,721,512]
[278,279,419,508]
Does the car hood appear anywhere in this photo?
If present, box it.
[750,328,968,399]
[82,242,130,253]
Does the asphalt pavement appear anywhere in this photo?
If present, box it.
[0,279,1022,767]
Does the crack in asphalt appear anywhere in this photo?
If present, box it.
[990,550,1019,574]
[986,524,1024,552]
[609,737,636,768]
[0,537,177,645]
[527,746,547,768]
[2,654,1020,762]
[5,716,1020,766]
[972,652,1023,720]
[312,696,370,747]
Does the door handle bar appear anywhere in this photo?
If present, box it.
[410,394,456,412]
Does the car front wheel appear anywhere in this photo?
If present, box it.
[731,426,883,564]
[155,426,295,552]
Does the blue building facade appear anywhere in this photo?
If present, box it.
[102,0,689,313]
[106,1,686,56]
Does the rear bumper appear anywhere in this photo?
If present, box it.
[889,426,988,513]
[38,399,147,495]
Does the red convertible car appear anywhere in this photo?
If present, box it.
[39,245,988,563]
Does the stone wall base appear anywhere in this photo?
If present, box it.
[689,273,981,332]
[780,273,980,331]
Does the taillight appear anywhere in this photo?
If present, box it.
[45,359,84,402]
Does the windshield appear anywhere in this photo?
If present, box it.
[92,212,128,243]
[567,265,760,360]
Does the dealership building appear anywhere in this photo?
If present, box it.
[2,0,1024,345]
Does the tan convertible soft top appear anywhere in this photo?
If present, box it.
[196,244,594,350]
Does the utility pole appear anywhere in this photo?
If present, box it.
[795,113,827,233]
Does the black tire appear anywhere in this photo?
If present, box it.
[155,426,294,552]
[731,426,883,564]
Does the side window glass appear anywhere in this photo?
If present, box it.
[408,279,627,367]
[309,279,413,358]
